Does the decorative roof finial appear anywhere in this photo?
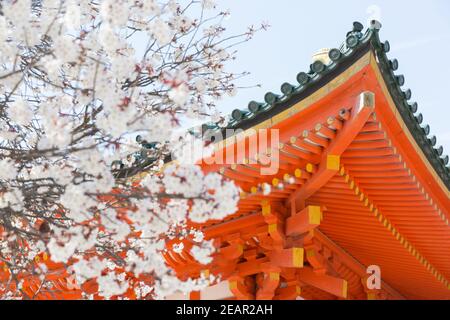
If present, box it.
[369,20,383,30]
[353,21,364,32]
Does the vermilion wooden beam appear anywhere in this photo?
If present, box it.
[297,267,348,299]
[289,92,375,210]
[219,243,244,261]
[203,212,265,239]
[268,223,285,248]
[228,276,255,300]
[262,201,286,248]
[237,257,269,276]
[256,272,280,300]
[289,154,341,210]
[290,137,322,154]
[328,92,376,155]
[270,248,304,268]
[305,248,327,272]
[286,206,322,237]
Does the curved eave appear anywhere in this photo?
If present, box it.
[368,32,450,190]
[115,24,449,189]
[161,22,450,301]
[207,28,449,190]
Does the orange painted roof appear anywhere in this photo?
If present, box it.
[167,24,449,300]
[2,21,448,301]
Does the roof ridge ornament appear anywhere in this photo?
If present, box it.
[328,48,342,62]
[346,21,364,37]
[369,20,383,31]
[248,101,264,113]
[345,23,364,49]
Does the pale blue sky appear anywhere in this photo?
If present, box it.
[214,0,450,154]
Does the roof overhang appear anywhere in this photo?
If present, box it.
[183,40,450,300]
[158,25,450,300]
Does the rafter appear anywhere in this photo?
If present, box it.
[286,206,322,236]
[289,91,376,211]
[297,267,348,299]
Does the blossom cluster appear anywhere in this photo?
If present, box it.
[0,0,263,300]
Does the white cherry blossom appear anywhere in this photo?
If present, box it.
[7,98,34,127]
[0,0,263,300]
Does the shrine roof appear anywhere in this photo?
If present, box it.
[200,21,449,190]
[115,21,449,190]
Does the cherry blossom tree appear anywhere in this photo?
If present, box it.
[0,0,266,299]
